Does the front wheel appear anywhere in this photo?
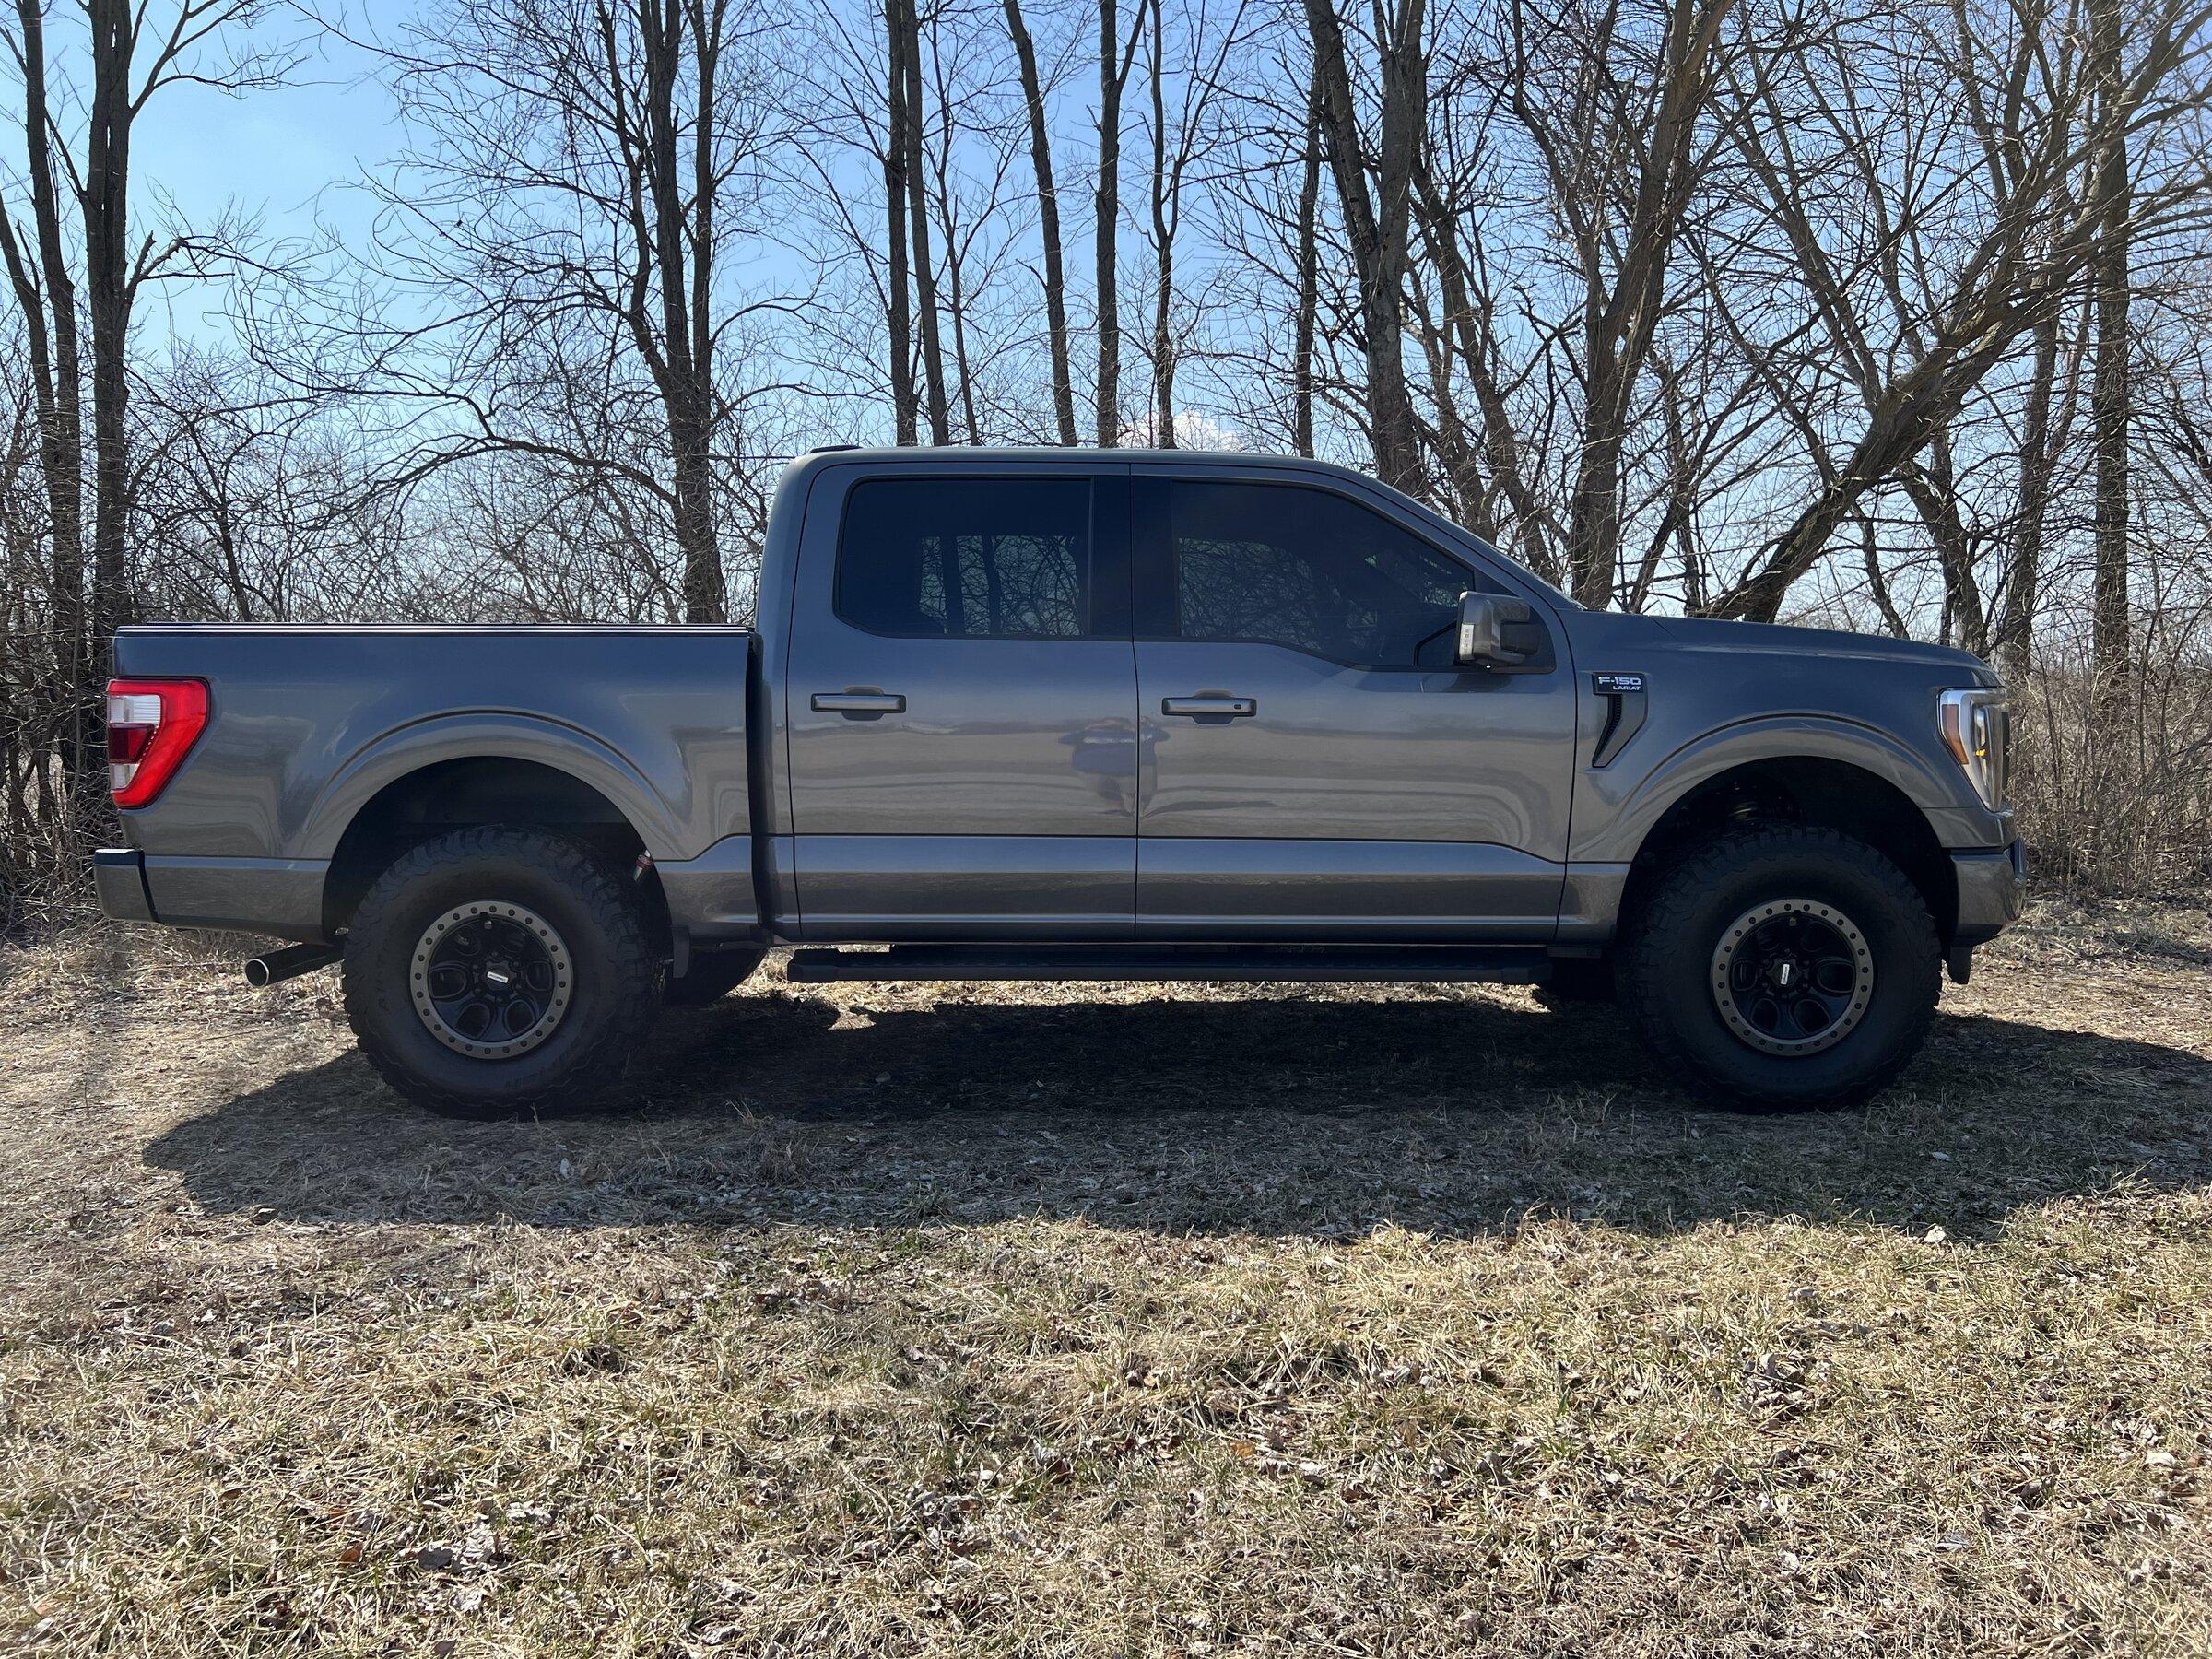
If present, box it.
[1618,826,1940,1111]
[342,828,662,1118]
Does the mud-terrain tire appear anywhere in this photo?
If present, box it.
[342,828,661,1118]
[663,947,766,1006]
[1531,956,1615,1010]
[1618,826,1940,1111]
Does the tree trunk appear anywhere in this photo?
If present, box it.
[1291,64,1322,459]
[1569,382,1624,607]
[1562,0,1734,608]
[1897,443,1989,657]
[943,203,983,443]
[2088,0,2132,751]
[884,0,918,442]
[1147,0,1174,447]
[896,0,951,443]
[1003,0,1077,444]
[1302,0,1426,493]
[1996,307,2062,676]
[1095,0,1136,446]
[85,0,135,647]
[638,0,723,621]
[6,0,87,769]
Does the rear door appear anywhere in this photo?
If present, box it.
[1131,469,1576,939]
[783,464,1136,938]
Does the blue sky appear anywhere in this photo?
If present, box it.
[131,8,405,337]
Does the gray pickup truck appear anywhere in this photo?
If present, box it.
[96,447,2023,1115]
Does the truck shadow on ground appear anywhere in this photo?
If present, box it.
[145,987,2212,1241]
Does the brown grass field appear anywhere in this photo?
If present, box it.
[3,900,2211,1655]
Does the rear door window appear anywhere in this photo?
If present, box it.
[836,477,1103,639]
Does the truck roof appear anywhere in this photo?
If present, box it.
[794,443,1378,482]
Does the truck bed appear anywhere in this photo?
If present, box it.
[104,624,756,940]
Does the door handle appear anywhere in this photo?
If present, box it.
[1161,695,1256,718]
[812,690,906,716]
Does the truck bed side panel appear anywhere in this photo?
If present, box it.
[109,625,753,937]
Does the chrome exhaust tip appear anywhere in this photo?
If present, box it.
[243,943,342,988]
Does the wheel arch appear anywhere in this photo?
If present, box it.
[1617,754,1957,950]
[318,743,673,944]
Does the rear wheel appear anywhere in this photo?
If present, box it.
[1618,826,1939,1110]
[343,828,661,1118]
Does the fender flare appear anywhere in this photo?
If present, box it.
[1583,714,1965,866]
[298,712,688,862]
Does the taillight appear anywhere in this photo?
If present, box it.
[106,678,208,807]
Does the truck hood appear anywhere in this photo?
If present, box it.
[1648,615,1997,682]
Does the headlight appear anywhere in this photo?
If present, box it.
[1938,687,2010,810]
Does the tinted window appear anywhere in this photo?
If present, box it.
[837,477,1095,638]
[1168,482,1472,667]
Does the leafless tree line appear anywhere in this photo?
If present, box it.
[4,0,2212,928]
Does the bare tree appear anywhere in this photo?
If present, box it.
[1142,0,1246,444]
[322,0,784,622]
[2088,0,2133,733]
[1004,0,1079,442]
[894,0,955,442]
[1094,0,1146,444]
[1301,0,1426,490]
[1,0,287,735]
[886,0,921,440]
[1704,0,2212,623]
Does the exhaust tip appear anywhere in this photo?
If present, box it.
[242,943,341,988]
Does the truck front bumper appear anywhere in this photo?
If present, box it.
[1952,839,2027,947]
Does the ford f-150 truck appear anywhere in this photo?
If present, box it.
[95,446,2023,1116]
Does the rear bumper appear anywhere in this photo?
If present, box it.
[93,848,155,923]
[91,848,329,941]
[1952,839,2027,947]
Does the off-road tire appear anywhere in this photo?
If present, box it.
[663,947,766,1006]
[343,828,661,1118]
[1532,956,1615,1010]
[1618,825,1940,1111]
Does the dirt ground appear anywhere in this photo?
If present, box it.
[3,899,2211,1655]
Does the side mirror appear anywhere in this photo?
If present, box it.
[1455,591,1535,669]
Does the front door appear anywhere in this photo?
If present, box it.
[1131,471,1576,939]
[783,465,1137,938]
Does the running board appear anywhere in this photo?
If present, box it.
[782,944,1552,986]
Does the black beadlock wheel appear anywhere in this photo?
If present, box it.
[342,828,662,1119]
[1618,825,1940,1111]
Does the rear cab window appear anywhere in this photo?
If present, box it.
[835,477,1116,639]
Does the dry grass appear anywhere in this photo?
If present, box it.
[3,900,2211,1655]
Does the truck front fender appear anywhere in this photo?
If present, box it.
[1572,713,1983,866]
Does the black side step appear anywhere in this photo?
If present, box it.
[782,944,1551,986]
